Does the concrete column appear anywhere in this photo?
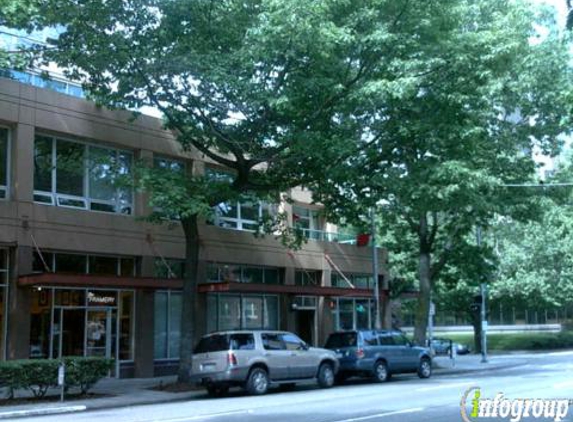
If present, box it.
[11,123,34,203]
[133,256,155,378]
[7,246,33,359]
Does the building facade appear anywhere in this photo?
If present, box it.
[0,76,388,377]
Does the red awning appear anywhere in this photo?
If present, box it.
[18,273,183,290]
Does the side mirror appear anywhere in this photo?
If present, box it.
[301,342,310,351]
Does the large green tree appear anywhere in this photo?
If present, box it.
[22,0,458,382]
[311,0,573,345]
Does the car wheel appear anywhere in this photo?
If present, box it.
[246,367,269,395]
[418,357,432,379]
[317,362,335,388]
[372,360,389,383]
[206,385,229,397]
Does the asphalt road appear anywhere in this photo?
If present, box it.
[19,351,573,422]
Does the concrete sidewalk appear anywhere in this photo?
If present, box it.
[0,352,536,419]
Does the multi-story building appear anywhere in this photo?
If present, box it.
[0,75,387,378]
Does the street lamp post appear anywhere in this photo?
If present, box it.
[370,207,382,330]
[476,226,488,363]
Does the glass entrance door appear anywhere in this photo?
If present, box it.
[86,309,112,358]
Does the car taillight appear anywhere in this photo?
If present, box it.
[227,352,238,366]
[355,348,365,359]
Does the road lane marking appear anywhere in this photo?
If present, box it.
[144,409,254,422]
[329,408,424,422]
[416,381,472,392]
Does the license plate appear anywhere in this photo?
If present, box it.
[201,363,216,371]
[336,352,344,358]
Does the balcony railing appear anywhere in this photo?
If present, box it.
[301,229,357,245]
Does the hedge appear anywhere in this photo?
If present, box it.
[0,357,114,399]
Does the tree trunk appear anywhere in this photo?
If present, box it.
[177,214,200,383]
[414,250,432,346]
[471,310,482,354]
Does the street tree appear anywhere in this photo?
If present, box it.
[18,0,459,382]
[311,0,573,345]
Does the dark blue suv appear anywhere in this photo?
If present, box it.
[324,330,432,383]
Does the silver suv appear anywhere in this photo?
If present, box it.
[191,330,339,396]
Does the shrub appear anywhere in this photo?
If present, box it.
[63,357,114,394]
[0,357,114,399]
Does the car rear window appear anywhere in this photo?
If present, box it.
[194,333,256,353]
[325,332,357,348]
[194,335,230,353]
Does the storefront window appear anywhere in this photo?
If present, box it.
[119,291,134,360]
[208,294,279,331]
[30,289,52,359]
[333,298,374,330]
[154,291,181,359]
[33,251,136,276]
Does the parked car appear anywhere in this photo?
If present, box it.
[191,330,339,396]
[430,337,471,356]
[324,330,432,383]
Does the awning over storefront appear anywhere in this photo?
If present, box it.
[198,281,375,298]
[18,273,183,290]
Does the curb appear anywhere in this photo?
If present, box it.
[433,362,526,376]
[0,405,87,420]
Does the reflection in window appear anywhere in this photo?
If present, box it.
[154,258,185,279]
[33,135,133,214]
[206,263,281,284]
[154,291,181,359]
[332,298,374,331]
[207,294,279,331]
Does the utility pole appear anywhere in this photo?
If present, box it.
[476,226,488,363]
[370,207,381,329]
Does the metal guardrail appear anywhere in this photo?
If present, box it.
[301,229,357,244]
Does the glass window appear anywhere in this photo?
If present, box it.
[242,296,263,329]
[378,333,394,346]
[361,331,378,346]
[0,128,7,198]
[218,295,241,331]
[325,332,358,348]
[120,258,135,277]
[154,258,185,279]
[194,334,230,354]
[55,254,87,273]
[88,146,116,202]
[356,300,370,329]
[295,271,320,286]
[154,291,182,359]
[89,256,119,275]
[281,333,305,350]
[34,136,53,193]
[220,265,241,282]
[154,292,168,359]
[169,293,182,359]
[34,135,133,214]
[155,156,185,173]
[243,267,263,284]
[230,333,255,350]
[56,139,85,196]
[264,268,280,285]
[33,252,54,273]
[261,333,284,351]
[0,249,8,273]
[119,291,134,360]
[263,296,278,329]
[207,294,279,331]
[393,334,410,346]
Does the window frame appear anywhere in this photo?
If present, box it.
[33,134,134,215]
[154,290,182,361]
